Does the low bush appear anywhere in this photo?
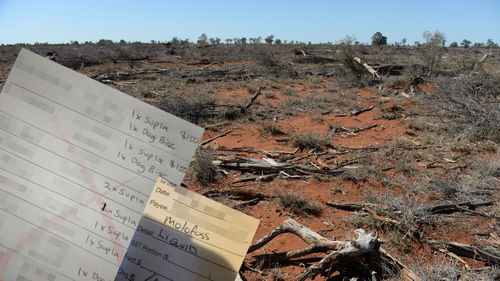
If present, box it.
[432,74,499,142]
[277,190,322,217]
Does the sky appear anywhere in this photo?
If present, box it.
[0,0,499,45]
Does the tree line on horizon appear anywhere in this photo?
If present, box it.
[2,31,498,49]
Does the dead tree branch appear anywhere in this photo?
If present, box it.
[248,219,418,281]
[201,130,232,146]
[335,105,375,117]
[244,86,262,110]
[353,57,381,79]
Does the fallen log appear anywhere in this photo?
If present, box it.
[423,201,495,215]
[373,64,406,76]
[232,173,279,184]
[352,123,378,133]
[326,202,400,226]
[427,240,500,266]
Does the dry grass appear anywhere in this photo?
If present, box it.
[261,122,287,135]
[192,148,217,185]
[432,74,500,142]
[277,190,323,217]
[291,132,329,150]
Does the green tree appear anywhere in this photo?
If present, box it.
[170,37,180,45]
[461,39,471,48]
[265,35,274,44]
[97,39,113,45]
[371,32,387,46]
[423,31,446,47]
[449,42,459,48]
[486,39,497,48]
[419,31,447,76]
[197,33,208,46]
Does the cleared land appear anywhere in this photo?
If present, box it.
[0,42,499,280]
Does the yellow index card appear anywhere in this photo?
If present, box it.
[117,177,260,281]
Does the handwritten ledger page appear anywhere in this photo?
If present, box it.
[117,178,260,281]
[0,49,204,281]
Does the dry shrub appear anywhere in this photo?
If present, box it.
[363,192,431,239]
[432,157,499,202]
[158,95,216,125]
[410,258,499,281]
[261,122,287,135]
[277,190,322,217]
[192,148,217,185]
[291,132,329,150]
[258,51,298,78]
[433,73,500,142]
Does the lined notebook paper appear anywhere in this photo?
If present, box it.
[0,49,203,281]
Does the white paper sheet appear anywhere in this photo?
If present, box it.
[0,49,203,281]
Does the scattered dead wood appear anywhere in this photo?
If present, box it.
[327,200,496,218]
[427,240,500,266]
[201,130,232,146]
[248,218,419,281]
[353,57,381,79]
[92,67,262,84]
[214,156,344,177]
